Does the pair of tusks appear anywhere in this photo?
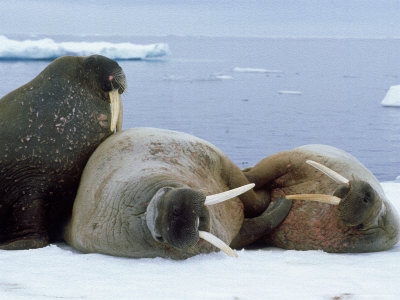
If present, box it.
[198,183,255,258]
[109,90,123,132]
[198,161,351,257]
[285,160,350,205]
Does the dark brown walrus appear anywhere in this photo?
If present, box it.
[0,55,126,250]
[240,145,400,252]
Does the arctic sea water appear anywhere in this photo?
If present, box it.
[1,35,399,181]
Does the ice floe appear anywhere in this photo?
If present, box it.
[233,67,283,74]
[163,73,233,82]
[381,85,400,107]
[278,90,302,95]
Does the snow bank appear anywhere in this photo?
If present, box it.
[381,85,400,107]
[0,35,170,60]
[0,182,399,300]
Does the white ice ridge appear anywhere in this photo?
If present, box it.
[381,85,400,107]
[0,35,170,60]
[233,67,283,74]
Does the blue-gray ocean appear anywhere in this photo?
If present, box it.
[1,35,399,181]
[1,1,399,181]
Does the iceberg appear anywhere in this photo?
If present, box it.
[381,85,400,107]
[0,35,170,60]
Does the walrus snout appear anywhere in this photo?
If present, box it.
[335,181,382,227]
[145,187,205,249]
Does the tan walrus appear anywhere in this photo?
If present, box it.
[65,128,293,259]
[241,145,400,252]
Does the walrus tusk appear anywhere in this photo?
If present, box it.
[109,89,122,132]
[286,194,341,205]
[116,97,123,132]
[199,230,238,258]
[306,160,349,185]
[204,183,255,206]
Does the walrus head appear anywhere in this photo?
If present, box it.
[286,160,400,251]
[82,55,126,132]
[146,184,255,257]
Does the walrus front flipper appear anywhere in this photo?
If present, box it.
[0,196,49,250]
[242,151,295,189]
[0,238,48,250]
[230,198,292,249]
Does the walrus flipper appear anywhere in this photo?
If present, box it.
[0,194,49,250]
[230,198,292,249]
[0,238,48,250]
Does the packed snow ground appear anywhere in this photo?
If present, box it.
[0,182,399,300]
[0,36,170,60]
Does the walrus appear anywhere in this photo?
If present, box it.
[239,145,400,252]
[64,127,293,259]
[0,55,126,250]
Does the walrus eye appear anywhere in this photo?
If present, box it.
[83,55,126,93]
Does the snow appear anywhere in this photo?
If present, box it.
[0,182,399,299]
[381,85,400,107]
[233,67,283,74]
[0,35,170,60]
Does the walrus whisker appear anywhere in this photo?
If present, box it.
[112,70,127,91]
[198,231,238,257]
[109,89,122,132]
[306,160,349,185]
[204,183,255,206]
[285,194,341,205]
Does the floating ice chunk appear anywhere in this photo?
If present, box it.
[0,35,170,60]
[381,85,400,107]
[213,74,233,80]
[233,67,283,74]
[163,73,233,82]
[278,90,302,95]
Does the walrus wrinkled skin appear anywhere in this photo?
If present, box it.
[64,128,292,259]
[243,145,400,252]
[0,55,126,250]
